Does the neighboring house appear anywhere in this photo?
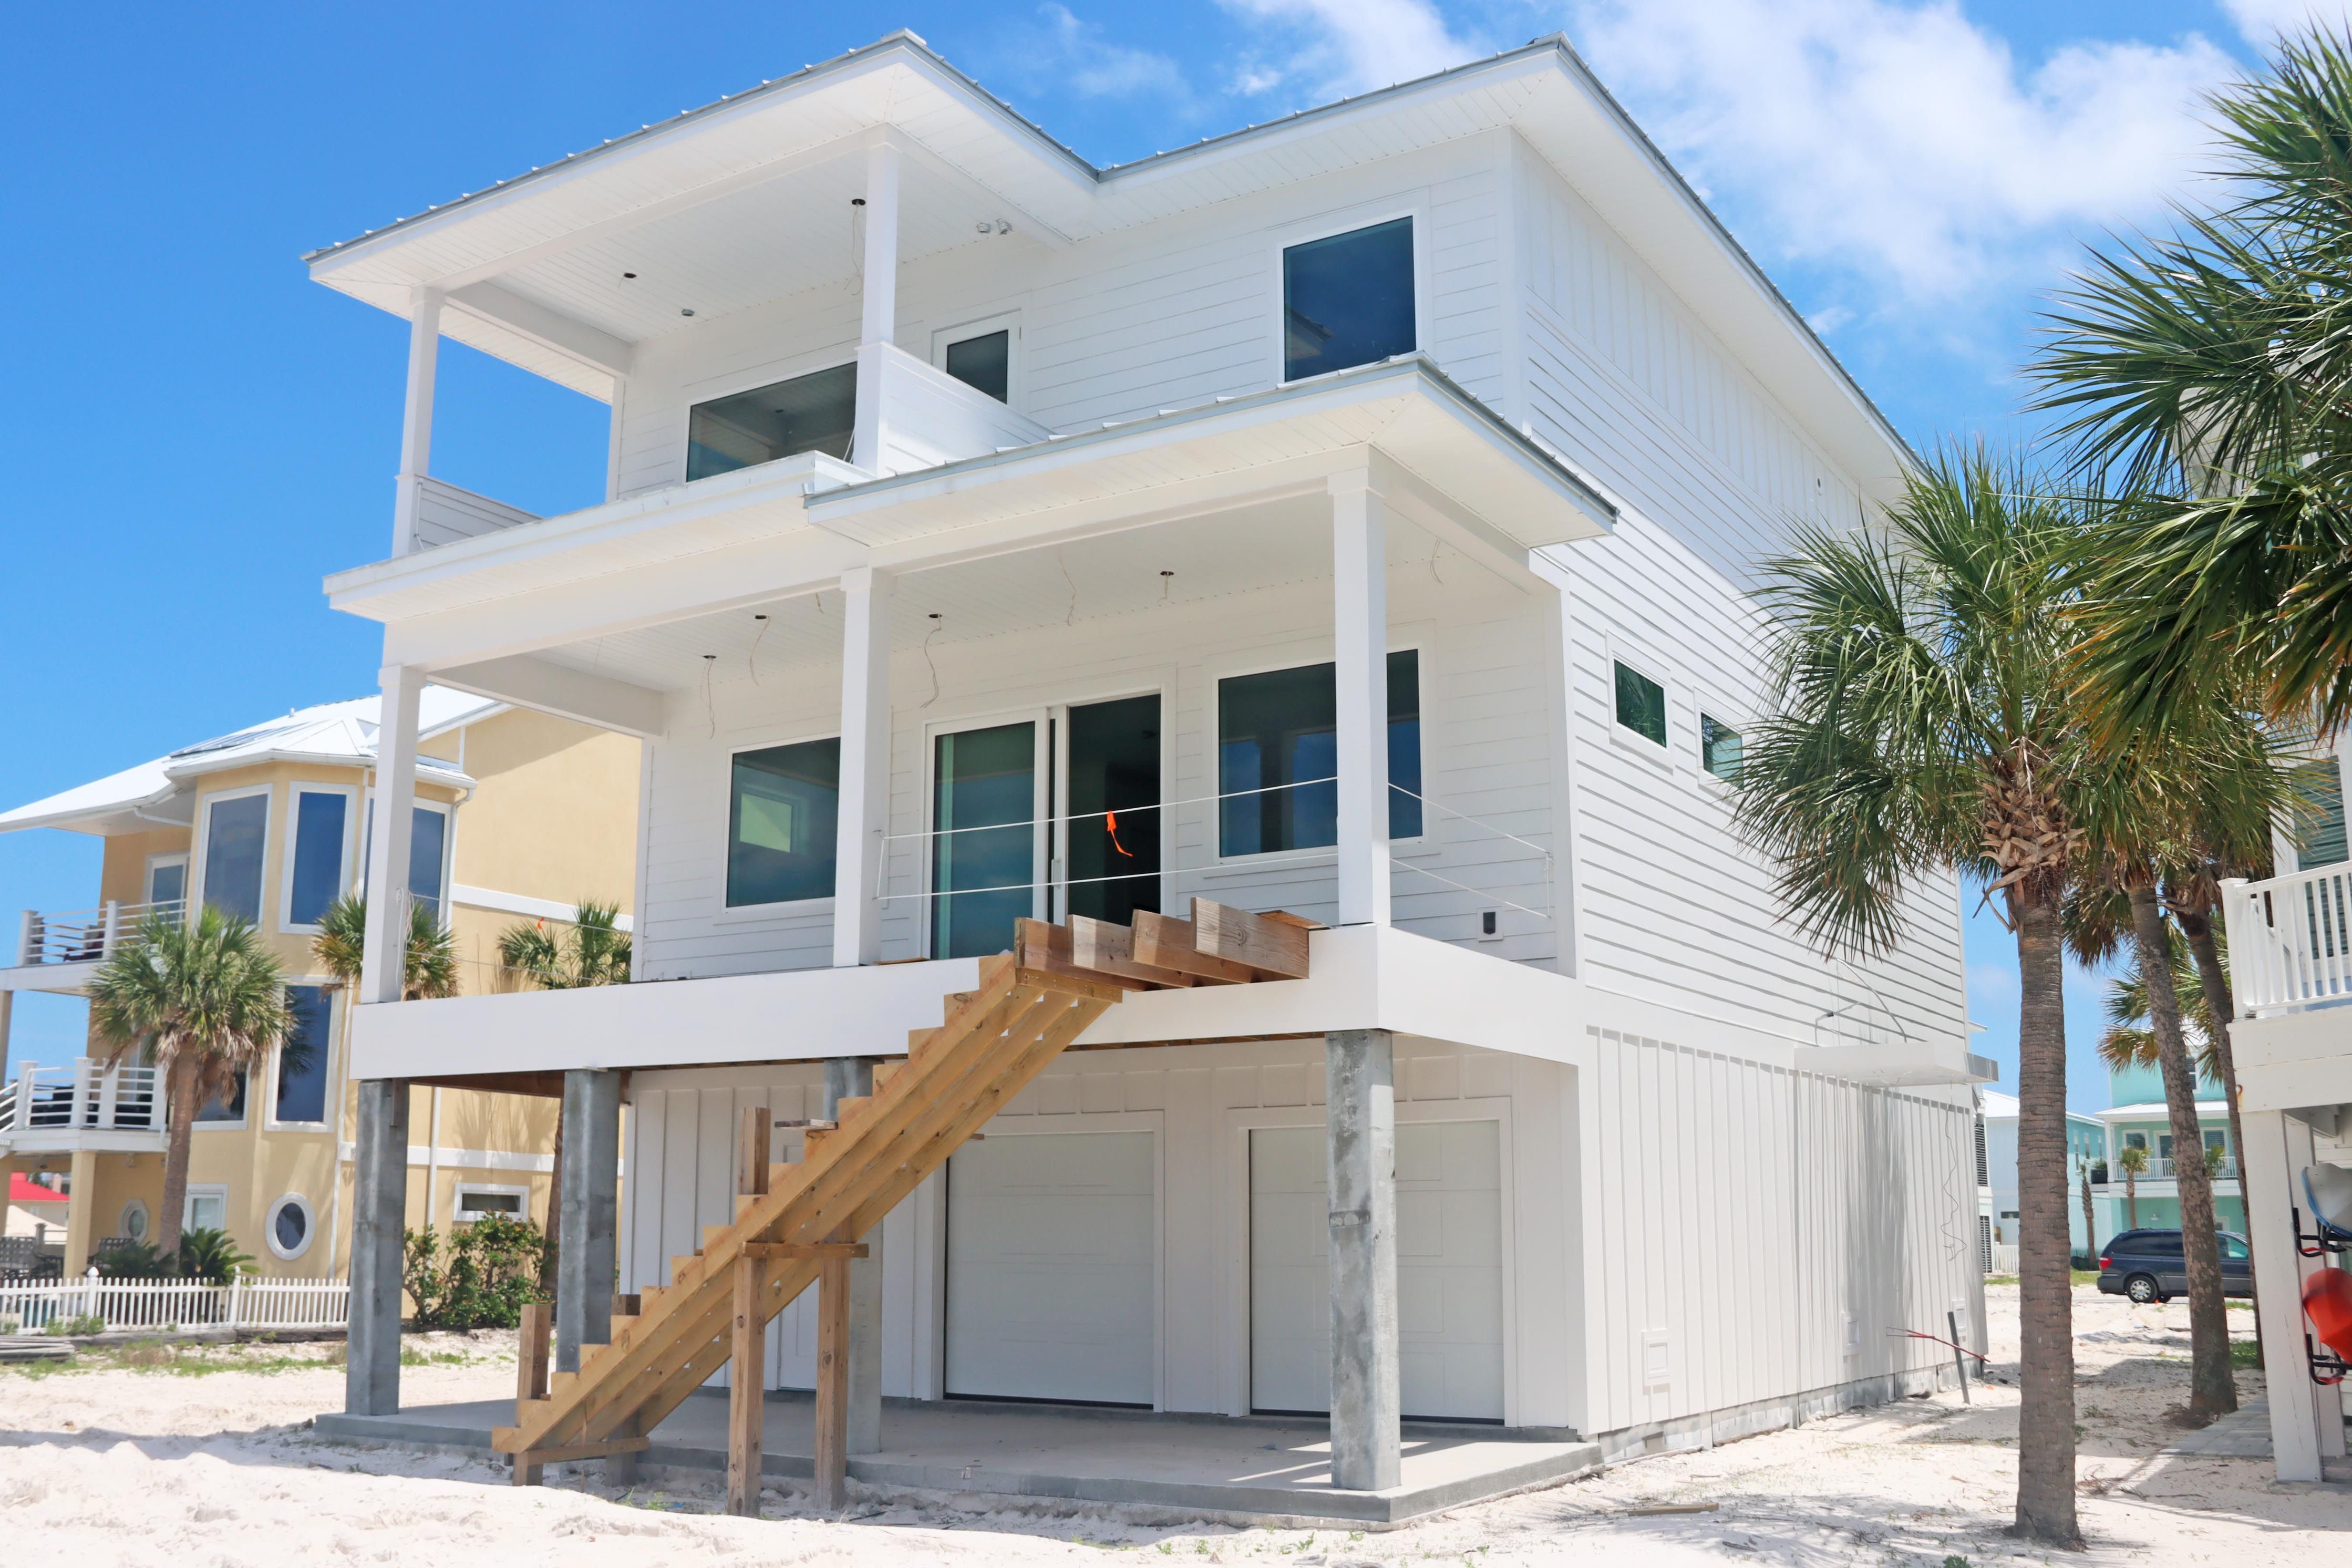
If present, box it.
[2090,1060,2241,1235]
[4,1170,68,1244]
[0,689,638,1277]
[310,33,1990,1486]
[2221,727,2352,1482]
[1975,1090,2105,1262]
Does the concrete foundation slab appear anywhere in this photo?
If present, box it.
[315,1392,1600,1525]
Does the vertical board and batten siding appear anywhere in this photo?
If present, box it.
[1581,1022,1978,1447]
[635,565,1561,981]
[621,1035,1573,1423]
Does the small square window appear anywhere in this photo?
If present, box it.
[1613,662,1667,747]
[1283,219,1415,381]
[944,329,1010,402]
[729,739,841,906]
[1700,715,1744,780]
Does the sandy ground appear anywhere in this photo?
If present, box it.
[0,1287,2344,1566]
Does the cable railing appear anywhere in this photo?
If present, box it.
[0,1060,164,1134]
[16,899,184,967]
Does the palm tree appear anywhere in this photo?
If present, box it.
[312,894,460,1000]
[496,901,631,1291]
[2119,1142,2150,1230]
[1733,447,2091,1548]
[2080,1162,2098,1261]
[85,906,291,1257]
[2033,30,2352,738]
[2097,923,2223,1085]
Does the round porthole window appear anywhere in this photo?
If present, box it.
[266,1193,314,1260]
[119,1200,149,1243]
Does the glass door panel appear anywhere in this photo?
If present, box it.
[933,721,1040,958]
[1062,695,1161,925]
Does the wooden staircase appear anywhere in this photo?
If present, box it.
[494,901,1311,1512]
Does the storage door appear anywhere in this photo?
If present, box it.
[1249,1120,1504,1420]
[945,1130,1156,1405]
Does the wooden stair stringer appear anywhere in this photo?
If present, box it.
[500,958,1118,1457]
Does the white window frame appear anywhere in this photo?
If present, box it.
[1268,200,1431,387]
[929,310,1024,407]
[278,782,359,935]
[452,1181,532,1225]
[676,349,860,483]
[1604,641,1676,770]
[117,1199,150,1244]
[1695,704,1748,792]
[919,704,1056,960]
[719,732,844,917]
[143,851,189,909]
[183,1183,230,1234]
[408,798,456,915]
[265,979,338,1131]
[1204,644,1430,872]
[193,783,273,925]
[263,1192,316,1260]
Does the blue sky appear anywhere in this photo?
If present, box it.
[0,0,2316,1102]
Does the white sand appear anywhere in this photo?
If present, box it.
[0,1290,2344,1566]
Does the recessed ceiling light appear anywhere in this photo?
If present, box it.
[680,308,696,317]
[622,271,637,280]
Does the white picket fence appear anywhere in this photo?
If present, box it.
[0,1270,349,1333]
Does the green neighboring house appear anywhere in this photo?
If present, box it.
[2090,1060,2241,1240]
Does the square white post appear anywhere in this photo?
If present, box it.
[392,287,443,557]
[833,568,894,967]
[1331,472,1391,927]
[360,665,425,1005]
[851,140,902,471]
[2243,1105,2325,1480]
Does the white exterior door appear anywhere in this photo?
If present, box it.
[945,1130,1157,1405]
[1249,1120,1505,1420]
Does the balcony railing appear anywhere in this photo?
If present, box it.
[16,900,182,968]
[0,1060,163,1136]
[2096,1155,2237,1181]
[2221,864,2351,1015]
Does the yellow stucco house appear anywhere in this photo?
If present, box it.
[0,686,637,1278]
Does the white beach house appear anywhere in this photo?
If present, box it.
[306,32,1993,1512]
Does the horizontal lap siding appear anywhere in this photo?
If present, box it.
[1585,1026,1975,1438]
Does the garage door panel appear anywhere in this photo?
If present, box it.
[946,1130,1156,1406]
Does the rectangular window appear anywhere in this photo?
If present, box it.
[727,738,841,906]
[1283,218,1415,381]
[453,1183,530,1223]
[1614,661,1667,747]
[1700,714,1743,780]
[686,364,857,480]
[184,1188,228,1232]
[201,791,269,924]
[409,806,449,921]
[2298,757,2348,868]
[147,856,187,907]
[1218,651,1421,856]
[274,985,333,1125]
[944,329,1010,402]
[285,789,349,928]
[195,1070,245,1125]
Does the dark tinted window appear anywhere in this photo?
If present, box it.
[286,790,347,927]
[202,793,268,924]
[1615,662,1667,746]
[1283,219,1414,381]
[196,1069,246,1124]
[275,985,333,1124]
[1218,653,1421,855]
[728,739,841,906]
[944,330,1010,403]
[688,364,858,479]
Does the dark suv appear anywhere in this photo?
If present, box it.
[2097,1229,2255,1304]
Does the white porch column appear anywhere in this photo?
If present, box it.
[360,665,425,1005]
[851,141,902,471]
[1331,472,1391,927]
[833,568,894,967]
[2245,1107,2327,1480]
[392,287,443,556]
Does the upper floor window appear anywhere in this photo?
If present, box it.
[944,329,1010,402]
[274,985,333,1125]
[687,363,856,480]
[1283,218,1415,382]
[201,790,269,925]
[1700,715,1744,780]
[728,738,841,906]
[284,787,351,929]
[359,800,451,921]
[1613,661,1667,748]
[1218,651,1421,856]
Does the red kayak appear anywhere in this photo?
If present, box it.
[2305,1267,2352,1371]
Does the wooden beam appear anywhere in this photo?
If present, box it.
[813,1254,851,1513]
[506,1433,648,1484]
[516,1301,551,1406]
[737,1104,769,1197]
[1071,915,1195,989]
[727,1251,765,1517]
[1017,917,1154,991]
[1131,910,1254,985]
[1190,897,1311,978]
[740,1242,869,1261]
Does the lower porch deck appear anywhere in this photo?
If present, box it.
[317,1388,1598,1525]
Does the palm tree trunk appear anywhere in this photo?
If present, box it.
[2128,883,2236,1418]
[2175,895,2260,1366]
[2012,887,2082,1548]
[2127,1169,2138,1229]
[156,1055,201,1260]
[2079,1164,2096,1257]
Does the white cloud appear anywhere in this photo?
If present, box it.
[1221,0,1489,99]
[2221,0,2352,44]
[1013,5,1195,105]
[1564,0,2240,301]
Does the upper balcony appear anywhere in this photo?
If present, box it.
[0,1059,167,1156]
[2,899,183,996]
[2220,863,2352,1113]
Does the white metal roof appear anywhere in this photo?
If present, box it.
[1977,1090,2103,1126]
[302,32,1910,499]
[0,687,500,837]
[2099,1101,2229,1121]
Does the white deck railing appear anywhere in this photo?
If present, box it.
[0,1271,349,1333]
[2222,866,2352,1016]
[0,1059,163,1134]
[16,899,182,967]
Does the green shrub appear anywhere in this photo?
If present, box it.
[94,1240,172,1277]
[404,1214,549,1330]
[49,1313,105,1337]
[176,1227,255,1284]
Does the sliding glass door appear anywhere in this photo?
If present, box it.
[932,721,1045,959]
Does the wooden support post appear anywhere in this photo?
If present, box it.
[813,1253,852,1513]
[727,1251,765,1517]
[512,1301,552,1486]
[737,1104,769,1197]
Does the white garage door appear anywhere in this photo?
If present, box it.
[946,1130,1156,1405]
[1250,1120,1504,1420]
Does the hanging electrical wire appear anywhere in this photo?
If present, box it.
[748,613,769,685]
[921,613,943,707]
[1059,548,1077,626]
[702,654,717,738]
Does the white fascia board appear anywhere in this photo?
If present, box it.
[446,282,634,377]
[428,654,666,740]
